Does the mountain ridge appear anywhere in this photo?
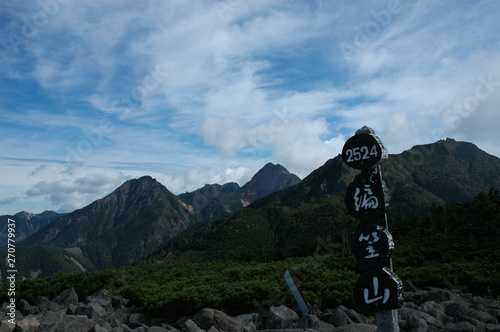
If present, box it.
[147,138,500,263]
[11,163,301,275]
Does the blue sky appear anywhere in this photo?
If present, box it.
[1,0,500,214]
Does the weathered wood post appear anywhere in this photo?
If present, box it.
[342,126,402,332]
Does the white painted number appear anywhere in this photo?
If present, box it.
[345,145,378,162]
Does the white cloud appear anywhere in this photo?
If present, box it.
[1,0,500,215]
[26,171,128,212]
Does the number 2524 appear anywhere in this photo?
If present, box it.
[345,145,378,162]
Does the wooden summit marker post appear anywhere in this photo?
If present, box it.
[342,126,402,332]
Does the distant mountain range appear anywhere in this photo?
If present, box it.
[0,210,62,247]
[147,139,500,263]
[2,139,499,282]
[1,163,300,279]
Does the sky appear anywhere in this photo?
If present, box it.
[1,0,499,215]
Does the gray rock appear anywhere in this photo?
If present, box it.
[403,280,418,292]
[131,327,147,332]
[444,321,476,331]
[485,323,500,331]
[322,306,349,327]
[106,312,129,327]
[111,296,130,308]
[413,288,455,305]
[0,319,16,332]
[149,326,175,332]
[18,300,39,316]
[292,314,335,332]
[74,302,109,319]
[338,305,368,324]
[184,319,205,332]
[399,307,442,328]
[293,314,321,329]
[87,295,114,314]
[128,312,149,328]
[33,296,59,313]
[67,314,96,330]
[38,311,88,332]
[233,313,258,332]
[263,305,299,330]
[419,300,445,322]
[52,288,79,308]
[89,324,110,332]
[332,323,377,332]
[110,328,125,332]
[120,323,133,332]
[15,315,40,332]
[193,308,245,332]
[444,299,496,323]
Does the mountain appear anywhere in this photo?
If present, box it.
[21,176,201,270]
[178,163,301,220]
[0,210,62,247]
[238,162,302,204]
[0,245,96,283]
[147,139,500,263]
[15,163,300,274]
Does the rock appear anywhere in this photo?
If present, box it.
[38,311,88,332]
[184,319,205,332]
[293,314,321,329]
[15,315,40,332]
[444,299,496,323]
[403,280,418,292]
[399,307,442,329]
[33,296,59,313]
[419,300,445,322]
[89,325,110,332]
[75,302,109,319]
[128,312,149,328]
[193,308,245,332]
[414,288,455,305]
[106,312,129,327]
[67,314,96,330]
[111,296,130,308]
[292,314,336,332]
[233,313,258,332]
[0,319,16,332]
[338,305,368,324]
[332,323,377,331]
[18,300,39,316]
[149,326,176,332]
[263,305,299,329]
[86,294,114,313]
[444,321,476,331]
[322,306,349,327]
[52,288,79,308]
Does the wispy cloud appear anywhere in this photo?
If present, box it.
[1,0,499,214]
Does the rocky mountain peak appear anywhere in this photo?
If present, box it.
[240,162,301,203]
[14,211,36,220]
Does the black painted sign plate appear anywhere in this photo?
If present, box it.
[342,133,387,170]
[352,222,394,268]
[353,267,403,314]
[345,170,387,221]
